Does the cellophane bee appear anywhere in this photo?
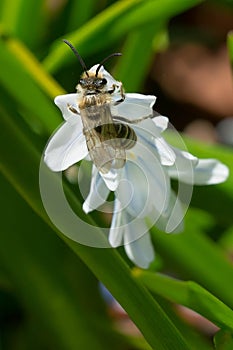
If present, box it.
[63,40,137,174]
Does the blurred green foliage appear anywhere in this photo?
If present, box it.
[0,1,233,349]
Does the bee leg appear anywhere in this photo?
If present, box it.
[113,84,125,105]
[113,115,153,124]
[108,83,125,105]
[67,103,78,114]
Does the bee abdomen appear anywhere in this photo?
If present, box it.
[114,123,137,149]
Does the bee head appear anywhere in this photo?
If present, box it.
[62,39,122,95]
[78,74,108,93]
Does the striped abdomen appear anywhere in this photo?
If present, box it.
[113,123,137,150]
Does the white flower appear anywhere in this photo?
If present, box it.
[44,66,229,269]
[82,128,229,268]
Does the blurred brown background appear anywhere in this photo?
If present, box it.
[148,1,233,145]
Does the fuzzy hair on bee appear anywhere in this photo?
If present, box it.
[63,39,137,174]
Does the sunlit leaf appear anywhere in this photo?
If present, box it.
[0,0,46,47]
[151,207,233,310]
[134,270,233,331]
[0,36,62,133]
[44,0,203,73]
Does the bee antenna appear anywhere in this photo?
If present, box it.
[95,53,122,77]
[62,39,89,77]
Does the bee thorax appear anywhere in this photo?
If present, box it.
[78,94,110,110]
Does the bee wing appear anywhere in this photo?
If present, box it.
[112,147,126,169]
[81,103,114,130]
[84,125,126,174]
[89,144,125,174]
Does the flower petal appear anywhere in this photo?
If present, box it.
[54,94,80,121]
[154,136,176,166]
[111,93,156,121]
[123,214,155,268]
[151,190,184,233]
[100,168,122,191]
[83,166,110,213]
[108,198,124,247]
[134,123,176,166]
[167,147,199,182]
[152,116,169,133]
[191,159,229,185]
[117,161,152,218]
[116,140,170,219]
[44,117,88,171]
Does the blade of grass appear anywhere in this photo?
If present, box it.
[43,0,203,74]
[134,270,233,331]
[214,330,233,350]
[0,30,65,98]
[227,31,233,67]
[65,0,98,31]
[0,174,117,350]
[0,101,191,350]
[219,226,233,253]
[0,35,63,133]
[0,0,46,47]
[151,295,214,350]
[151,207,233,309]
[0,26,65,98]
[113,23,162,91]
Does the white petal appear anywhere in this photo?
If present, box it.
[54,94,80,121]
[154,137,176,166]
[142,160,170,215]
[134,118,161,138]
[128,141,171,215]
[108,198,124,247]
[134,123,176,166]
[111,93,156,120]
[167,147,199,181]
[83,166,110,213]
[152,116,169,133]
[191,159,229,185]
[44,117,88,171]
[152,191,184,233]
[124,216,155,268]
[117,161,151,217]
[100,168,122,191]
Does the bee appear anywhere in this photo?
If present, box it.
[63,40,137,174]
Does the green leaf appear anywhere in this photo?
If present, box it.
[210,0,233,10]
[43,0,203,74]
[151,207,233,310]
[227,31,233,67]
[0,0,46,48]
[65,0,98,31]
[219,226,233,253]
[150,295,214,350]
[0,99,190,350]
[113,24,163,91]
[214,330,233,350]
[165,132,233,225]
[0,174,115,350]
[134,271,233,331]
[0,35,63,133]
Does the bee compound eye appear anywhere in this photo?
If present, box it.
[79,78,86,86]
[101,78,107,85]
